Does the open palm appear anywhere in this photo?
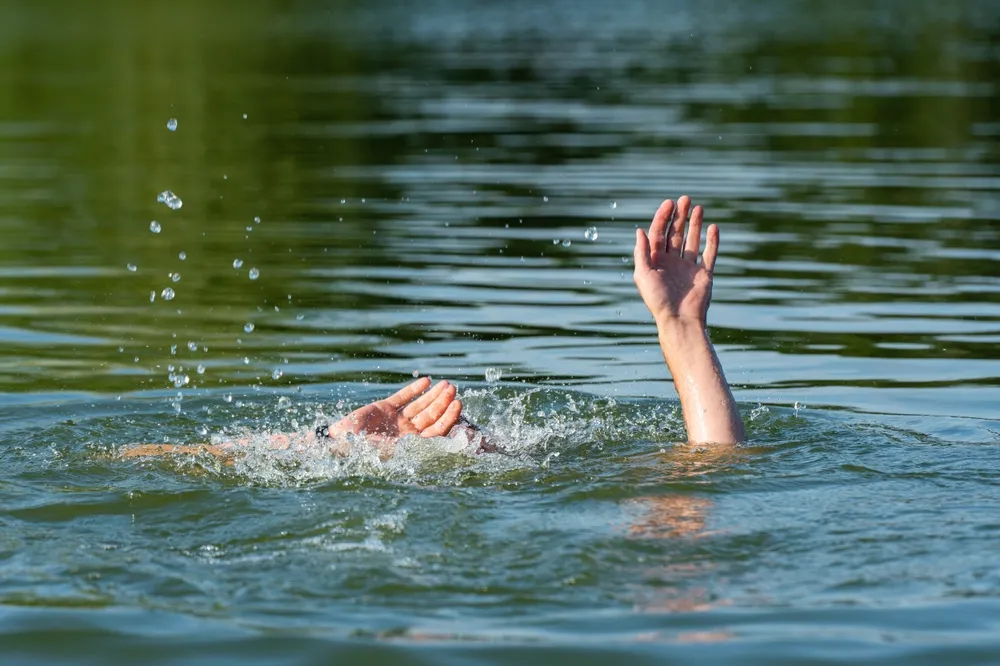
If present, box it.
[633,196,719,325]
[330,377,462,441]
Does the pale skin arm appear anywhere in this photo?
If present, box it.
[122,377,463,460]
[633,195,745,445]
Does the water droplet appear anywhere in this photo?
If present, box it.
[253,216,260,224]
[223,393,233,403]
[295,313,304,321]
[485,367,503,383]
[149,290,156,303]
[621,256,630,263]
[166,118,178,131]
[248,267,260,280]
[610,201,617,209]
[196,364,206,375]
[161,288,175,301]
[271,368,283,380]
[416,338,424,345]
[156,191,182,210]
[242,113,248,119]
[552,239,560,245]
[243,357,250,365]
[411,370,419,378]
[187,341,198,351]
[244,322,255,333]
[170,272,181,283]
[149,221,161,233]
[584,226,599,241]
[561,239,572,247]
[178,251,186,260]
[543,196,549,203]
[127,263,137,272]
[233,258,243,269]
[246,226,253,232]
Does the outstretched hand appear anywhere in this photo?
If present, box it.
[329,377,463,442]
[633,196,719,327]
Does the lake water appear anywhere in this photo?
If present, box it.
[2,1,1000,663]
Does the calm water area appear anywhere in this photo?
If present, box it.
[2,1,1000,663]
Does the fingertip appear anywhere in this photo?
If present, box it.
[634,228,651,268]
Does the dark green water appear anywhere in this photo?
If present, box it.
[2,0,1000,663]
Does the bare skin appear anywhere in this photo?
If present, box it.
[633,195,745,444]
[122,377,463,460]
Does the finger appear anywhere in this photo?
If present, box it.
[668,195,690,254]
[421,399,463,438]
[410,383,458,431]
[702,224,720,273]
[385,376,432,409]
[633,228,652,271]
[648,199,674,260]
[683,204,704,260]
[402,380,449,418]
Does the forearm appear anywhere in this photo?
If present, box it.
[656,317,745,444]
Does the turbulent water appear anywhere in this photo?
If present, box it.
[2,0,1000,664]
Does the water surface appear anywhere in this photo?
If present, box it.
[1,1,1000,663]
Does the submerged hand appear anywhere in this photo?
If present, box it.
[633,196,719,327]
[329,377,463,442]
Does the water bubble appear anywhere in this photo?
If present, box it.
[178,251,186,260]
[127,263,137,272]
[272,368,283,380]
[196,364,206,375]
[161,288,175,301]
[611,201,617,209]
[223,393,233,403]
[244,322,255,333]
[149,221,161,233]
[584,226,599,241]
[233,258,243,269]
[485,367,503,383]
[248,267,260,280]
[170,272,181,283]
[253,216,260,224]
[156,191,182,210]
[561,239,572,247]
[166,118,178,131]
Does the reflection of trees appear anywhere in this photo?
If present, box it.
[0,0,998,391]
[0,1,411,392]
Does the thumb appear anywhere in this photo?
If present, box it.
[634,228,652,271]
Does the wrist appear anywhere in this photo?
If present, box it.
[653,313,708,337]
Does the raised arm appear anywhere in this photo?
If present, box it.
[633,196,745,444]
